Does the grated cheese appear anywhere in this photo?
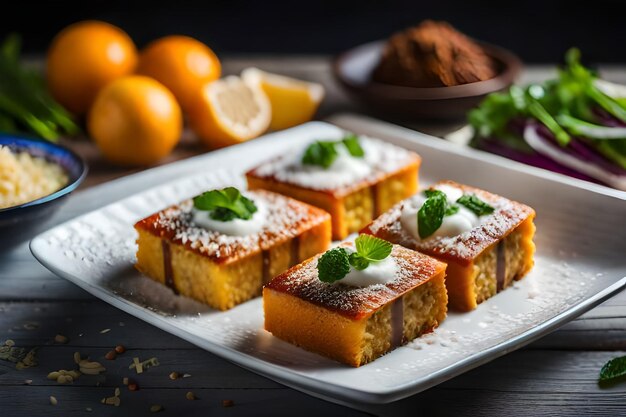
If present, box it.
[0,145,68,209]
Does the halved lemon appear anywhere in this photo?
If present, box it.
[241,68,324,131]
[189,75,271,149]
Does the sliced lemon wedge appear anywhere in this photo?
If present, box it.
[242,68,324,131]
[189,75,271,149]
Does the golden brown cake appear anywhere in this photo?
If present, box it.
[246,133,420,240]
[134,189,331,310]
[263,240,448,367]
[363,180,536,311]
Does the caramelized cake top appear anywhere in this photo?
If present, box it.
[363,180,535,266]
[246,136,420,196]
[134,190,330,265]
[265,243,446,320]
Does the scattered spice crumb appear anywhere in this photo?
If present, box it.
[114,345,126,354]
[182,373,191,378]
[78,333,83,337]
[24,379,32,385]
[105,351,116,360]
[100,328,111,334]
[102,387,121,407]
[47,369,81,384]
[185,391,196,401]
[49,396,58,406]
[123,377,129,385]
[130,357,159,374]
[150,404,163,413]
[16,347,38,370]
[86,407,92,412]
[128,383,138,391]
[23,322,39,330]
[222,399,234,407]
[169,371,179,380]
[78,358,106,375]
[54,334,68,344]
[118,322,125,327]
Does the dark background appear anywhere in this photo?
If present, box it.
[4,0,626,63]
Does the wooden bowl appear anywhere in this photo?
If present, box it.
[333,40,522,120]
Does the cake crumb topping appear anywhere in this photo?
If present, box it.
[249,135,418,192]
[367,181,535,264]
[266,245,445,319]
[136,190,327,264]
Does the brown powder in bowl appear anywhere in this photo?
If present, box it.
[373,20,497,88]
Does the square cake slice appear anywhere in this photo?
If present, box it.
[363,180,536,311]
[246,132,421,240]
[263,240,447,367]
[134,189,331,310]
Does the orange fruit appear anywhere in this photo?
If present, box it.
[137,35,221,112]
[188,75,271,149]
[47,20,138,115]
[241,68,324,130]
[88,76,182,166]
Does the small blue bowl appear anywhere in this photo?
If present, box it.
[0,135,87,249]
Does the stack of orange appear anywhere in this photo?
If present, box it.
[46,20,324,166]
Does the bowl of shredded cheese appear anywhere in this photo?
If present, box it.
[0,135,87,248]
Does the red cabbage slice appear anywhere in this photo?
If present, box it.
[523,124,626,190]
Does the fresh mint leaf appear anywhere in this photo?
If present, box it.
[193,187,258,221]
[418,191,446,239]
[342,134,364,157]
[424,189,444,198]
[354,234,392,262]
[302,134,366,168]
[348,252,369,271]
[317,247,351,283]
[599,355,626,382]
[456,194,495,216]
[445,204,460,216]
[302,140,338,168]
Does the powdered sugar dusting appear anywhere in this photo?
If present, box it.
[266,243,445,319]
[249,134,418,192]
[368,180,534,263]
[141,190,326,262]
[371,256,592,388]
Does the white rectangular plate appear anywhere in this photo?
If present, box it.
[31,114,626,405]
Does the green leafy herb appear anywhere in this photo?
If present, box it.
[317,235,393,282]
[0,34,79,141]
[445,204,460,216]
[301,134,365,168]
[349,234,393,271]
[354,234,392,262]
[418,190,446,239]
[317,247,351,283]
[193,187,257,222]
[599,355,626,382]
[348,252,370,271]
[302,140,338,168]
[342,133,365,157]
[456,194,495,216]
[469,47,626,174]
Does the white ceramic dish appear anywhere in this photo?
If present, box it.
[30,114,626,405]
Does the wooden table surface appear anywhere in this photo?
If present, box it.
[1,57,625,416]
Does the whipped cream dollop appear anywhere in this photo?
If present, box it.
[191,198,267,236]
[400,185,480,240]
[337,248,398,287]
[285,142,373,189]
[252,134,412,190]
